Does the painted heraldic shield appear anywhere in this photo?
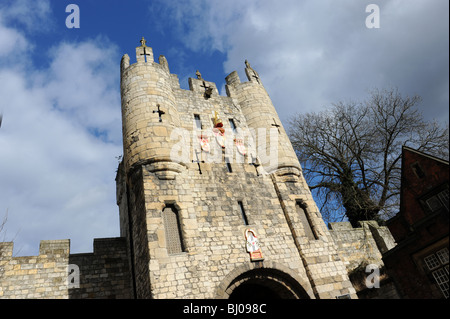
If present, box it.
[199,135,210,152]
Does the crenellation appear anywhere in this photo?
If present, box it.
[39,239,70,257]
[0,242,14,260]
[0,238,132,299]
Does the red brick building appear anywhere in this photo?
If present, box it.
[383,146,449,299]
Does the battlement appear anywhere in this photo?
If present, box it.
[0,239,70,260]
[0,238,129,259]
[119,37,302,180]
[120,37,263,99]
[0,242,13,259]
[39,239,70,256]
[0,237,132,299]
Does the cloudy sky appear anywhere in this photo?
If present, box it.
[0,0,448,256]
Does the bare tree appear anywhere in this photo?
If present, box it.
[288,88,449,226]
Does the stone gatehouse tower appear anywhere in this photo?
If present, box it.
[115,38,357,299]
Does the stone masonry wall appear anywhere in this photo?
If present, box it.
[0,240,70,298]
[329,221,400,299]
[136,161,315,298]
[0,238,132,299]
[329,221,396,271]
[120,157,358,299]
[117,41,358,299]
[68,237,133,299]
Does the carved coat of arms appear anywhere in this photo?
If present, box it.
[199,135,210,152]
[234,137,247,156]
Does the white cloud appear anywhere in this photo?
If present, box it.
[151,0,449,124]
[0,16,27,59]
[0,0,53,33]
[0,10,122,255]
[43,39,122,143]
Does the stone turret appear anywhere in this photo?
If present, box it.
[120,37,185,180]
[225,61,301,180]
[115,39,358,299]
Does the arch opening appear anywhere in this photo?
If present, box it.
[225,268,310,299]
[229,280,289,299]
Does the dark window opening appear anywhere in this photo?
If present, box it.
[238,201,249,225]
[194,114,202,130]
[225,158,233,173]
[229,118,237,133]
[411,162,425,179]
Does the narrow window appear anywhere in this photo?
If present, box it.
[238,201,249,225]
[194,114,202,130]
[225,157,232,173]
[296,201,317,240]
[163,205,185,254]
[411,162,425,179]
[229,118,237,133]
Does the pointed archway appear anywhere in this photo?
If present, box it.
[229,281,288,299]
[219,265,311,299]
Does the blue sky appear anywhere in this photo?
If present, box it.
[0,0,448,256]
